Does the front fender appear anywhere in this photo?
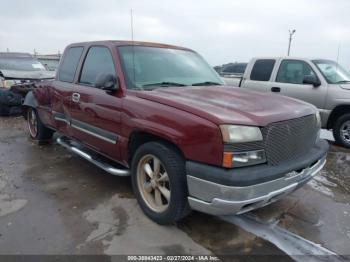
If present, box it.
[23,91,38,109]
[22,91,38,119]
[121,97,223,166]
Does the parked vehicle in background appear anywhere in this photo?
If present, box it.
[23,41,328,224]
[0,52,55,88]
[219,62,247,86]
[213,65,222,73]
[35,54,61,71]
[220,62,247,77]
[0,52,55,115]
[233,57,350,148]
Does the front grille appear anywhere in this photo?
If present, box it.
[224,141,264,152]
[262,114,317,166]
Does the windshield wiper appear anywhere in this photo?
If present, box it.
[192,81,222,86]
[336,80,350,84]
[142,81,186,87]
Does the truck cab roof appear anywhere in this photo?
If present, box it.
[250,56,325,61]
[66,40,194,52]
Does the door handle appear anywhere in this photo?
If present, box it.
[72,93,80,103]
[271,87,281,93]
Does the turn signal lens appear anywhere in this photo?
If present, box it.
[223,150,266,168]
[223,152,233,168]
[3,80,16,88]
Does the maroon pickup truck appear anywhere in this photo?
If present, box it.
[23,40,328,224]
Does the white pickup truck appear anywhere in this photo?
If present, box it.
[223,57,350,148]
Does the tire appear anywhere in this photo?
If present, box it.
[131,141,190,224]
[26,107,53,142]
[333,113,350,148]
[0,105,10,116]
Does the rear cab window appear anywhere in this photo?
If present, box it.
[79,46,116,87]
[58,47,83,82]
[250,59,276,81]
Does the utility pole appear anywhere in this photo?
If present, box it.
[287,29,296,56]
[336,43,341,72]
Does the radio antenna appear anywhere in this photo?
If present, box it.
[130,9,134,42]
[130,9,136,87]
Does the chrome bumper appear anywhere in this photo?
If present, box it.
[187,156,326,215]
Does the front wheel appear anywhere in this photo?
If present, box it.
[333,113,350,148]
[131,141,190,224]
[27,107,53,142]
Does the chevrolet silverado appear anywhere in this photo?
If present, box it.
[23,41,328,224]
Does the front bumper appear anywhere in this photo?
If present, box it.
[187,140,328,215]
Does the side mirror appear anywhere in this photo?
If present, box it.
[95,74,119,92]
[303,75,321,87]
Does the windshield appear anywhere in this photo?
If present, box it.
[38,59,59,71]
[0,58,46,71]
[312,59,350,84]
[117,46,223,89]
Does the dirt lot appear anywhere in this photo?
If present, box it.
[0,117,349,260]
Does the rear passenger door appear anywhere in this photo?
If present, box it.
[272,59,327,109]
[68,46,123,161]
[241,59,276,92]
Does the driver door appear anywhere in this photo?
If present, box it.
[271,59,327,109]
[68,45,123,161]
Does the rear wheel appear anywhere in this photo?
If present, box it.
[131,141,190,224]
[27,108,53,142]
[333,113,350,148]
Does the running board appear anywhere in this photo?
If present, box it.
[56,136,130,176]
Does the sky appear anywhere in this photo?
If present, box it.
[1,0,350,68]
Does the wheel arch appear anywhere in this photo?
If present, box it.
[127,131,185,166]
[327,104,350,129]
[22,91,38,119]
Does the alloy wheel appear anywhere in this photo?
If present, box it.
[27,109,38,138]
[136,154,171,213]
[340,120,350,143]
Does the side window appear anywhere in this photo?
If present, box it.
[79,46,116,86]
[276,60,316,84]
[250,59,276,81]
[59,47,83,82]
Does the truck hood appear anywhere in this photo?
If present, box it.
[136,86,316,126]
[0,69,55,80]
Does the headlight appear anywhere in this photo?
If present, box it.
[220,125,263,143]
[316,111,321,127]
[1,80,16,88]
[315,112,321,143]
[223,150,266,168]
